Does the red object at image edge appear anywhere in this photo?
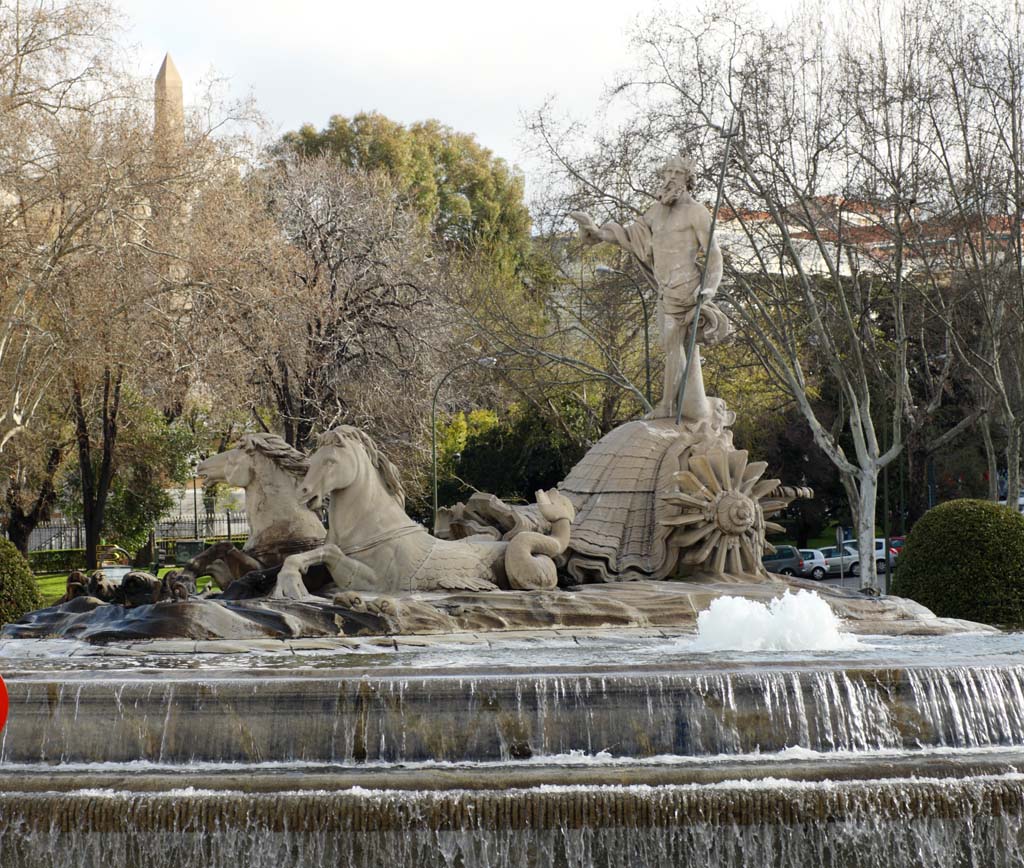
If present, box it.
[0,674,7,733]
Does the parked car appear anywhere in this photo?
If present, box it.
[762,545,803,576]
[998,494,1024,513]
[96,566,132,585]
[819,544,859,576]
[847,538,899,573]
[799,549,828,581]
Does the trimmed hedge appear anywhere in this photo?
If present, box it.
[0,537,43,625]
[892,498,1024,628]
[27,548,87,575]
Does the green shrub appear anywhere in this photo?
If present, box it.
[0,537,43,625]
[26,548,87,575]
[892,498,1024,627]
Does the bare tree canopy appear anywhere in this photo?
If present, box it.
[525,0,1024,583]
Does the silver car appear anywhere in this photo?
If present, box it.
[799,549,827,581]
[819,544,860,576]
[847,538,898,573]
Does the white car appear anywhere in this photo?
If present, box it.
[847,538,899,573]
[799,549,827,581]
[998,494,1024,513]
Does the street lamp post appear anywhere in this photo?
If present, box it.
[191,462,200,540]
[432,356,498,530]
[596,265,652,406]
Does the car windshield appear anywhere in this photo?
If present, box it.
[97,566,131,585]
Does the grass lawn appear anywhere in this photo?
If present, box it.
[35,573,70,605]
[35,567,210,606]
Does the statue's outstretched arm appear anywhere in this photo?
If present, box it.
[568,211,655,278]
[569,211,614,246]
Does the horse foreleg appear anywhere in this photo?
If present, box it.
[274,548,326,600]
[213,549,263,591]
[274,544,378,600]
[319,544,379,590]
[180,542,261,590]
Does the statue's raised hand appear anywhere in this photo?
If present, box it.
[569,211,603,245]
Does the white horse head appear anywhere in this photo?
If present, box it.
[198,434,309,490]
[300,426,406,511]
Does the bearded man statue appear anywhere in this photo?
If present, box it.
[571,155,732,421]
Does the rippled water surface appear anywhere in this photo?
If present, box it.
[0,630,1022,674]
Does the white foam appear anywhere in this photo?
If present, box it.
[9,743,1023,776]
[690,591,861,653]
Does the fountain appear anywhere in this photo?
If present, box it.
[3,152,1023,865]
[4,631,1024,865]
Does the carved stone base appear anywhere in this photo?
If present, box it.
[2,576,991,642]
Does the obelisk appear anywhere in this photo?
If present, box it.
[154,53,184,156]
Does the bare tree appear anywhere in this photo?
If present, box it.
[0,0,118,450]
[192,153,461,494]
[918,0,1024,509]
[525,0,996,585]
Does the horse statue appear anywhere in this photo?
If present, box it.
[170,434,328,595]
[273,425,576,599]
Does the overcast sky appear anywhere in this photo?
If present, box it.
[118,0,792,181]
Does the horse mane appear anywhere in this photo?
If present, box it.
[237,434,309,480]
[317,425,406,507]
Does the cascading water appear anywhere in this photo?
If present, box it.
[7,663,1024,763]
[4,778,1024,868]
[3,628,1024,866]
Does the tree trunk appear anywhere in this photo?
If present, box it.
[72,368,123,570]
[980,413,999,502]
[794,510,810,549]
[6,512,36,556]
[905,432,930,528]
[856,468,880,592]
[82,511,103,572]
[1006,422,1021,514]
[3,446,63,556]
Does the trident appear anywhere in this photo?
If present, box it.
[674,113,742,426]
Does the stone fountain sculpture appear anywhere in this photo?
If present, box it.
[1,153,987,641]
[161,434,329,597]
[272,426,576,600]
[442,154,810,584]
[570,154,731,422]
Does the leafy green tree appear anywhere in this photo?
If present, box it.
[435,409,499,480]
[61,395,195,555]
[436,402,590,510]
[282,113,531,265]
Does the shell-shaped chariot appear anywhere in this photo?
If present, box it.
[439,413,812,584]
